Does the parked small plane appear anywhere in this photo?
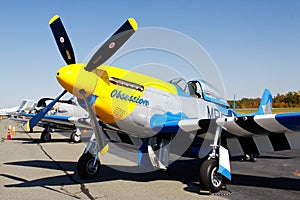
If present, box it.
[19,96,88,142]
[0,99,33,117]
[27,15,300,193]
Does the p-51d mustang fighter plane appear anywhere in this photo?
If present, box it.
[29,15,300,193]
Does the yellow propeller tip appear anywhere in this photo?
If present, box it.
[128,18,138,31]
[49,15,60,25]
[25,121,31,132]
[100,144,109,155]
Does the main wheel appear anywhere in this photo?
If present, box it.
[41,131,51,142]
[70,132,81,143]
[77,152,101,180]
[199,159,222,193]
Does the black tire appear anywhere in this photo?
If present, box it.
[199,159,222,193]
[41,132,51,142]
[77,153,101,180]
[70,132,81,143]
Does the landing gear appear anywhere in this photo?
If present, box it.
[199,125,228,193]
[77,152,101,179]
[200,159,222,193]
[77,135,101,180]
[70,130,81,143]
[41,128,51,142]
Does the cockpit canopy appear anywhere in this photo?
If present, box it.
[169,78,229,108]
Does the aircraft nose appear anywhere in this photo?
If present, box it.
[56,63,98,97]
[56,64,77,94]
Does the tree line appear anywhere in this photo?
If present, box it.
[227,91,300,109]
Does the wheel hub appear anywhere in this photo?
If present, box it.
[211,167,222,188]
[86,160,98,175]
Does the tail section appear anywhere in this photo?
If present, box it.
[257,89,272,115]
[16,100,32,113]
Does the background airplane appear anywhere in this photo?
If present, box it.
[16,96,89,143]
[27,15,300,194]
[0,99,33,117]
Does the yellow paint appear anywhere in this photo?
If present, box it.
[100,144,109,155]
[93,65,177,123]
[128,18,138,31]
[56,64,98,97]
[25,121,30,132]
[56,64,178,124]
[49,15,60,25]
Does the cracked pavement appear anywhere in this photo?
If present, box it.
[0,119,223,200]
[1,119,300,200]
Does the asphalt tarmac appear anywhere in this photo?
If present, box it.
[0,119,299,200]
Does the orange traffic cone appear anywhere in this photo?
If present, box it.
[12,126,16,135]
[8,125,12,133]
[6,128,11,140]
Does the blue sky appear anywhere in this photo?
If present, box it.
[1,1,300,107]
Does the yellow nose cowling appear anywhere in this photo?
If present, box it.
[56,63,98,97]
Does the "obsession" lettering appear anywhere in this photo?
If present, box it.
[110,89,150,107]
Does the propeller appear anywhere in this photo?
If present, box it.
[51,15,138,154]
[49,15,76,65]
[84,18,137,72]
[24,15,75,132]
[79,89,108,155]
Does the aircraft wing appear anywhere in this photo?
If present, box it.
[16,113,93,130]
[151,112,300,157]
[217,113,300,156]
[221,113,300,134]
[20,113,74,127]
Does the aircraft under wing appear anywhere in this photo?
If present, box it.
[217,113,300,157]
[20,113,75,128]
[150,111,300,158]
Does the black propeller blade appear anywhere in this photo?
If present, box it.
[24,15,74,131]
[49,15,76,65]
[85,18,137,72]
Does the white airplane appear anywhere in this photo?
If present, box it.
[16,96,89,143]
[0,99,33,117]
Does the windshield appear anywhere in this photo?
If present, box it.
[169,78,189,94]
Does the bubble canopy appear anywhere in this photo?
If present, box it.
[169,78,229,108]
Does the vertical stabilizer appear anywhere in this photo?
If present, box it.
[16,100,29,113]
[257,89,272,114]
